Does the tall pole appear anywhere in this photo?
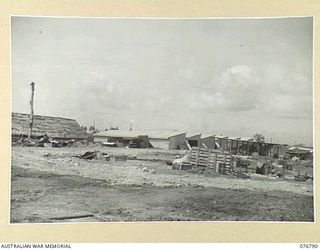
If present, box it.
[28,82,35,139]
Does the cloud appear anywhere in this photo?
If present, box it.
[184,63,312,121]
[106,83,114,93]
[185,65,260,112]
[222,65,254,82]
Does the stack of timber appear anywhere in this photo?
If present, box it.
[190,147,232,174]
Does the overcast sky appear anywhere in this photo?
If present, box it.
[11,17,313,145]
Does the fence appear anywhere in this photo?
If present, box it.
[190,147,232,174]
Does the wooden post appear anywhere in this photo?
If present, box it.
[28,82,35,139]
[195,147,200,167]
[215,152,218,172]
[223,152,227,174]
[233,158,237,172]
[264,164,268,175]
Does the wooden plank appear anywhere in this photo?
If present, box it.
[216,156,231,159]
[199,158,209,161]
[199,156,209,159]
[198,161,209,165]
[215,159,229,162]
[198,156,209,159]
[198,147,208,150]
[209,160,231,164]
[198,151,209,154]
[198,155,209,158]
[197,163,207,166]
[198,161,209,164]
[210,155,230,159]
[199,149,209,153]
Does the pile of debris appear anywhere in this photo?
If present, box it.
[12,135,76,148]
[75,151,133,162]
[76,151,110,161]
[171,155,192,170]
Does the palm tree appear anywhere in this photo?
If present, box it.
[253,133,265,143]
[253,133,265,155]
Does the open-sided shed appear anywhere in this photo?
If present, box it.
[186,133,202,148]
[93,130,186,150]
[200,134,216,149]
[93,130,150,148]
[148,131,186,150]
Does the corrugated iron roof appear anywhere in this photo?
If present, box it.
[201,133,215,139]
[186,132,202,139]
[239,136,254,141]
[288,147,313,153]
[93,130,147,138]
[94,130,186,139]
[215,135,228,139]
[149,131,186,139]
[228,136,241,140]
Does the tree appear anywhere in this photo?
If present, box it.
[109,126,119,130]
[80,125,87,133]
[253,133,265,143]
[89,125,94,132]
[253,133,265,156]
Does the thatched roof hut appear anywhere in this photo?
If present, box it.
[12,112,87,139]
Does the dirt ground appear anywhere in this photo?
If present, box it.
[10,146,314,223]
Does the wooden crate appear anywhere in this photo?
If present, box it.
[190,147,232,172]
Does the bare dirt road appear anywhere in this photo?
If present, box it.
[10,146,314,223]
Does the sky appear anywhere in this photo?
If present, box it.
[11,17,313,146]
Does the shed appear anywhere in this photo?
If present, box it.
[186,133,202,148]
[287,147,312,160]
[200,134,216,149]
[215,135,229,150]
[93,130,186,149]
[227,136,241,153]
[93,130,150,148]
[148,131,186,150]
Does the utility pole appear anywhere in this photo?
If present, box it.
[28,82,35,139]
